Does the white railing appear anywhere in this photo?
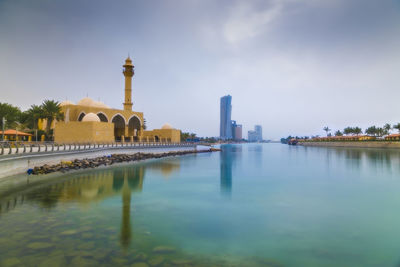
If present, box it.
[0,141,194,156]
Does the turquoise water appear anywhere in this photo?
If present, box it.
[1,144,400,266]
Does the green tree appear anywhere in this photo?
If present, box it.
[393,123,400,133]
[376,127,385,137]
[181,132,190,142]
[343,127,354,135]
[354,127,362,135]
[383,123,391,136]
[0,102,22,129]
[365,126,377,136]
[334,130,343,136]
[41,100,64,136]
[323,126,331,136]
[20,104,43,130]
[142,118,147,130]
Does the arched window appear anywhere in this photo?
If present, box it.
[97,113,108,122]
[77,112,86,121]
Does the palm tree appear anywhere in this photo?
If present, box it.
[41,100,63,136]
[365,126,377,136]
[25,104,43,130]
[393,123,400,133]
[323,126,331,136]
[142,118,147,130]
[343,127,353,135]
[354,127,362,135]
[383,123,391,135]
[334,130,343,136]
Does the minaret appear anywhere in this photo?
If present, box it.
[123,57,134,111]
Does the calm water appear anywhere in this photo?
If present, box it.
[1,144,400,266]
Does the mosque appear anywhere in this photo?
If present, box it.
[52,57,181,143]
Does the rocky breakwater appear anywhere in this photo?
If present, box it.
[30,148,220,175]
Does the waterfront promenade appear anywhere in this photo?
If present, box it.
[298,140,400,149]
[0,142,207,179]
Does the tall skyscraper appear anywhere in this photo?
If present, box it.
[220,95,232,139]
[255,125,262,141]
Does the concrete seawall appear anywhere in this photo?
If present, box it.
[0,145,205,179]
[298,141,400,149]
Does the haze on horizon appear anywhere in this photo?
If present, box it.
[0,0,399,140]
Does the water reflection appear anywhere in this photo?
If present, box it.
[220,145,241,196]
[146,158,181,178]
[0,164,147,248]
[310,146,400,174]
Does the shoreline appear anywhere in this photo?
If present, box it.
[30,149,219,175]
[0,145,206,179]
[298,141,400,149]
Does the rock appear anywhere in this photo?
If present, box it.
[148,256,164,266]
[152,246,176,254]
[40,253,67,267]
[77,241,95,250]
[171,259,192,265]
[131,263,149,267]
[133,252,148,261]
[1,258,21,267]
[71,256,98,267]
[82,233,94,239]
[60,229,78,235]
[27,242,54,249]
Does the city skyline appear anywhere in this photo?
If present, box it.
[1,0,400,139]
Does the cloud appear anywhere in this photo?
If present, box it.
[223,1,282,45]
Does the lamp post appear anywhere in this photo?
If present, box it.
[1,117,5,141]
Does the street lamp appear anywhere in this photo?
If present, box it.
[1,117,6,141]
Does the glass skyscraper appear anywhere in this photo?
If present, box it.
[220,95,232,139]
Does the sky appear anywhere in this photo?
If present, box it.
[0,0,400,140]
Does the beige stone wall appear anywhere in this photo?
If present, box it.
[54,121,114,143]
[142,129,181,143]
[298,141,400,149]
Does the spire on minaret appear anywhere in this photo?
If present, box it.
[123,56,134,111]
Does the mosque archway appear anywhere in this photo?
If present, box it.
[77,112,86,121]
[127,116,141,141]
[112,114,126,141]
[155,136,159,142]
[97,112,108,122]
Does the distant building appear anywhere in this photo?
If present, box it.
[255,125,262,141]
[231,121,242,140]
[248,125,263,142]
[220,95,232,139]
[248,130,257,142]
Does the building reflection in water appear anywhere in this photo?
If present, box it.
[0,160,182,248]
[220,145,241,196]
[145,159,181,179]
[112,166,145,249]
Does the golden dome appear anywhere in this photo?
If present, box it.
[82,113,100,122]
[77,97,96,107]
[92,101,110,109]
[161,123,173,130]
[60,100,74,106]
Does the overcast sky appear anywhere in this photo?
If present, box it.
[1,0,400,139]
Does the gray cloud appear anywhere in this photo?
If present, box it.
[0,0,399,139]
